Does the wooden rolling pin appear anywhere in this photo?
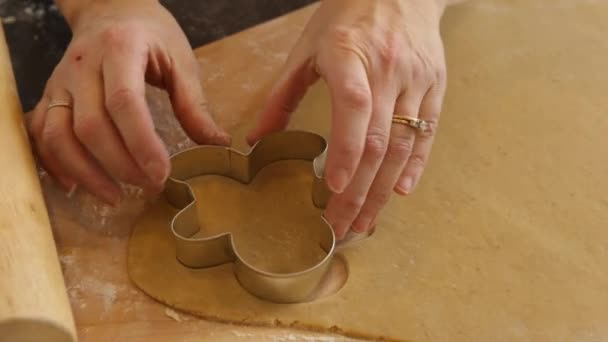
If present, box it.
[0,26,77,342]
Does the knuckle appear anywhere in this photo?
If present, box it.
[410,61,426,83]
[403,52,435,86]
[341,196,366,213]
[28,111,44,137]
[101,25,135,47]
[435,66,447,85]
[105,88,138,114]
[367,190,391,207]
[340,83,372,109]
[387,137,414,159]
[376,33,402,68]
[328,26,359,48]
[338,141,364,162]
[41,121,64,145]
[364,130,389,158]
[74,115,102,142]
[43,137,67,159]
[408,153,427,169]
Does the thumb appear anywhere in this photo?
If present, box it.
[168,62,231,146]
[246,59,319,145]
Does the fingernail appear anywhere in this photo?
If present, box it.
[329,168,350,194]
[66,183,78,198]
[245,132,258,146]
[352,218,371,233]
[144,160,168,184]
[102,188,122,207]
[215,130,231,145]
[396,177,413,195]
[334,223,349,240]
[223,134,233,146]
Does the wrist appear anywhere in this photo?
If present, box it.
[395,0,445,28]
[54,0,160,31]
[54,0,90,28]
[431,0,464,14]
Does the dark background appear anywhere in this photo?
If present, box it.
[0,0,316,111]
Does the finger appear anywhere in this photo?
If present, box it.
[324,85,398,239]
[29,95,75,190]
[351,122,414,232]
[27,97,48,139]
[246,58,319,145]
[317,50,373,194]
[40,90,121,204]
[72,67,153,191]
[102,46,170,188]
[351,89,426,233]
[395,84,444,194]
[168,58,231,146]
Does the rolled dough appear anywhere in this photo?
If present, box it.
[128,1,608,341]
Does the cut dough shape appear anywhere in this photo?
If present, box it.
[128,1,608,340]
[187,161,331,274]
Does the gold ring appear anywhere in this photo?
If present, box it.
[392,115,431,133]
[47,100,72,111]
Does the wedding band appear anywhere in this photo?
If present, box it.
[392,115,431,133]
[47,100,72,111]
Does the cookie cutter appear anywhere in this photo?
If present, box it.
[164,130,335,303]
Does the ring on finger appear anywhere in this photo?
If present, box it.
[47,99,73,111]
[392,115,432,134]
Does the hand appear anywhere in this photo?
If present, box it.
[247,0,449,239]
[27,0,230,205]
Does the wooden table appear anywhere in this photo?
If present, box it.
[44,4,358,341]
[20,0,608,340]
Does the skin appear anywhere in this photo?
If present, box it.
[27,0,459,240]
[29,0,231,204]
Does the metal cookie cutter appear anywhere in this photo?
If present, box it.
[164,130,334,303]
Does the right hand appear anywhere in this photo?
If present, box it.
[247,0,449,239]
[27,0,230,205]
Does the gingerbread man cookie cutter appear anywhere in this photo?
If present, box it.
[164,130,335,303]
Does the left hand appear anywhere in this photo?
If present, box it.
[247,0,449,239]
[26,0,230,205]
